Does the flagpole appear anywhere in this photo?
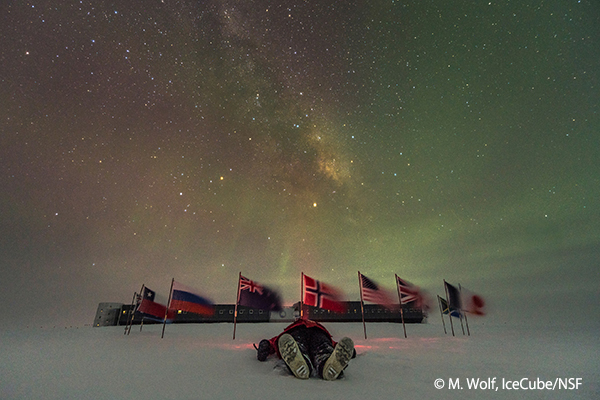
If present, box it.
[437,295,447,334]
[124,290,136,335]
[459,284,471,336]
[233,272,242,340]
[394,274,408,338]
[130,284,143,335]
[443,280,455,336]
[451,284,466,336]
[358,271,367,339]
[125,283,143,335]
[135,284,147,334]
[161,278,175,339]
[458,301,466,336]
[300,272,304,320]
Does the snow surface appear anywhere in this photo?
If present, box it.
[1,319,598,400]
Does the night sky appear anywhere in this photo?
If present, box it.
[1,1,598,326]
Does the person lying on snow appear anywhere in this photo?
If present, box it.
[254,318,355,380]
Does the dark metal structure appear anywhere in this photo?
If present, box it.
[94,301,424,327]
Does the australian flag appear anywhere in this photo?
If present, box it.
[238,275,282,311]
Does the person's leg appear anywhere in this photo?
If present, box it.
[321,337,354,380]
[278,328,312,379]
[307,329,336,378]
[306,328,354,380]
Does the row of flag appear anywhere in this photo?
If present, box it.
[129,273,485,330]
[440,280,486,317]
[137,281,215,321]
[436,280,488,336]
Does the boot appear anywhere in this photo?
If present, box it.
[256,339,272,361]
[278,333,310,379]
[321,337,354,381]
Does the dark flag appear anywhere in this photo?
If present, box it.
[239,275,283,311]
[444,281,462,314]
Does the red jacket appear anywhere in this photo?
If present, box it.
[267,319,334,359]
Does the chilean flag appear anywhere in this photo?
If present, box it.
[138,287,176,321]
[170,281,215,316]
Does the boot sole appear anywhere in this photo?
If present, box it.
[278,333,310,379]
[322,337,354,381]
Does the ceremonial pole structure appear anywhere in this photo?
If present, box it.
[161,278,174,339]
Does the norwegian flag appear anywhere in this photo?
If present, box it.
[359,273,397,309]
[238,275,282,311]
[302,274,345,313]
[396,276,425,308]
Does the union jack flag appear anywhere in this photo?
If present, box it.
[396,276,424,307]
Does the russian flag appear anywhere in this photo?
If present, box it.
[170,281,215,316]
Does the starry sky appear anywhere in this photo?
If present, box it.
[1,1,598,327]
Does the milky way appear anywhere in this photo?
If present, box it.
[1,1,598,325]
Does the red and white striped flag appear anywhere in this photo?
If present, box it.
[359,273,396,308]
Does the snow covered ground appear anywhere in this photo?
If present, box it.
[1,319,598,399]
